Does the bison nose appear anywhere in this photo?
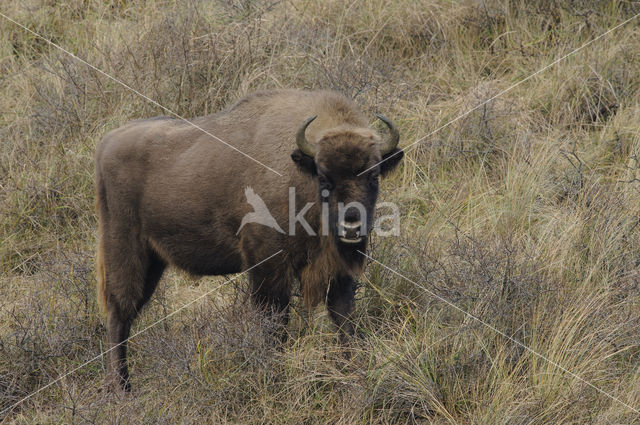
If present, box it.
[338,217,363,243]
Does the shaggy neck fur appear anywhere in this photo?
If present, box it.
[300,233,365,309]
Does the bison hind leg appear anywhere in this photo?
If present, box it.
[103,245,166,392]
[105,310,133,392]
[136,251,166,311]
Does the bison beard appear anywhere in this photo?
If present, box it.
[95,89,403,391]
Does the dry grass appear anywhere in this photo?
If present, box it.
[2,0,640,423]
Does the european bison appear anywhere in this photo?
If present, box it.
[95,89,403,390]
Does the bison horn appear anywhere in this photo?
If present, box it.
[375,113,400,155]
[296,115,317,157]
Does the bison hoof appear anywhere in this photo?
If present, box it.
[102,374,132,394]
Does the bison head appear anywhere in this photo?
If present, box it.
[291,115,403,247]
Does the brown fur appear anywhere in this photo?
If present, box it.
[96,204,107,315]
[301,237,363,308]
[95,89,402,390]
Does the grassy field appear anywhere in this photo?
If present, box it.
[2,0,640,423]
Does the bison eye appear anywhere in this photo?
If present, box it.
[368,172,379,188]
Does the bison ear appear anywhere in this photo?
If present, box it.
[291,149,317,176]
[380,148,404,177]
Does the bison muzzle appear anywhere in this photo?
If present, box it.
[95,89,403,391]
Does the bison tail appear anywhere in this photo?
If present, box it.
[95,176,108,316]
[96,231,107,316]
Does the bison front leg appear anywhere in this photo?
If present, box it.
[249,266,292,341]
[327,275,356,343]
